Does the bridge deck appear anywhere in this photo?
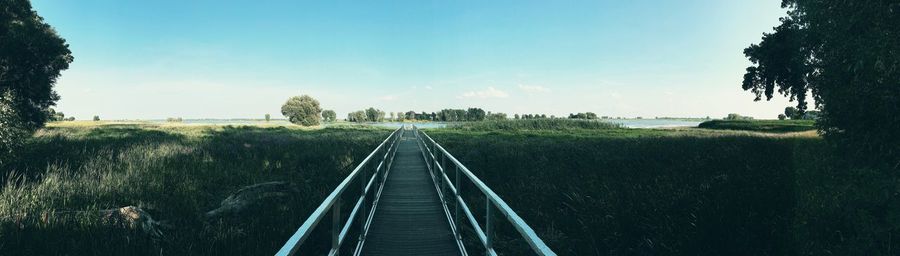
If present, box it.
[360,131,461,256]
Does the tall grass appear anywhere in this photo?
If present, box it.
[427,128,898,255]
[0,124,390,255]
[449,119,622,131]
[698,119,817,133]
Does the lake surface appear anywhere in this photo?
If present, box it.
[139,119,702,129]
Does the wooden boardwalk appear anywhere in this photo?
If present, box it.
[360,131,461,255]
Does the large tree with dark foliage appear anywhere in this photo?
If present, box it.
[744,1,899,168]
[281,95,322,126]
[1,0,73,163]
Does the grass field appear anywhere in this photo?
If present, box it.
[3,120,896,255]
[698,119,817,133]
[0,122,391,255]
[426,121,898,255]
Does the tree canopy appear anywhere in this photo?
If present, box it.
[281,95,322,126]
[746,1,900,167]
[1,0,73,163]
[321,110,336,122]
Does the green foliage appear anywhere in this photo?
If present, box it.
[347,110,366,123]
[0,124,390,255]
[784,106,799,120]
[280,95,322,126]
[264,113,270,122]
[568,112,598,119]
[449,118,621,131]
[364,107,384,122]
[748,1,900,168]
[92,115,100,121]
[428,129,897,255]
[724,113,753,120]
[778,114,787,120]
[321,110,336,122]
[699,119,816,133]
[0,0,73,165]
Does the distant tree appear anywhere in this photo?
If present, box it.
[264,113,271,122]
[405,111,416,120]
[93,115,100,121]
[64,116,75,121]
[724,113,753,120]
[321,110,337,122]
[784,107,800,120]
[389,112,396,121]
[1,0,73,164]
[778,114,787,120]
[281,95,322,126]
[514,114,520,119]
[466,108,486,121]
[46,108,64,122]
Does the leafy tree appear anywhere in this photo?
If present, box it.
[747,1,900,166]
[281,95,322,126]
[264,113,271,122]
[321,109,336,122]
[724,113,753,120]
[93,115,100,121]
[778,114,787,120]
[1,0,73,163]
[784,106,799,120]
[46,108,64,121]
[466,108,486,121]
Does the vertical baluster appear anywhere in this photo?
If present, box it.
[455,164,461,240]
[332,198,341,255]
[486,197,493,255]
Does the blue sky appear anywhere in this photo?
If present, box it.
[33,0,793,120]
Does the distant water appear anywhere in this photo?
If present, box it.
[140,119,700,129]
[604,119,704,128]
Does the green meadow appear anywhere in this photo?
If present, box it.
[0,122,390,255]
[1,120,894,255]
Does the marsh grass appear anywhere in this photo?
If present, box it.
[428,127,899,255]
[0,123,390,255]
[698,119,817,133]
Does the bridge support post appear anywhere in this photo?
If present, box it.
[455,165,461,240]
[332,198,341,255]
[486,196,493,255]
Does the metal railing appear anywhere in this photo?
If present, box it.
[276,126,404,256]
[413,126,556,256]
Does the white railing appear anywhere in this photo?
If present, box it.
[276,126,404,256]
[413,126,556,256]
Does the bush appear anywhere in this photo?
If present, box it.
[280,95,322,126]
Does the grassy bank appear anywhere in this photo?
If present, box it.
[426,122,897,255]
[0,123,391,255]
[698,119,817,133]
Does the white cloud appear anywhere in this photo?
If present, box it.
[379,95,398,101]
[518,84,551,94]
[458,87,509,99]
[424,85,433,90]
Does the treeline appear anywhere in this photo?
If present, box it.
[344,107,610,123]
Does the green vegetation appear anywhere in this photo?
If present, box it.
[427,124,895,255]
[698,119,816,133]
[0,0,73,166]
[280,95,322,126]
[0,123,390,255]
[321,110,336,122]
[449,119,621,131]
[744,1,900,167]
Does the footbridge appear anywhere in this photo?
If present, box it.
[276,126,555,256]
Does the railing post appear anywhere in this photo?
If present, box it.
[454,164,461,240]
[486,197,493,255]
[332,198,341,255]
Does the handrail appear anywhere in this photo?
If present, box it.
[276,126,404,256]
[413,126,556,256]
